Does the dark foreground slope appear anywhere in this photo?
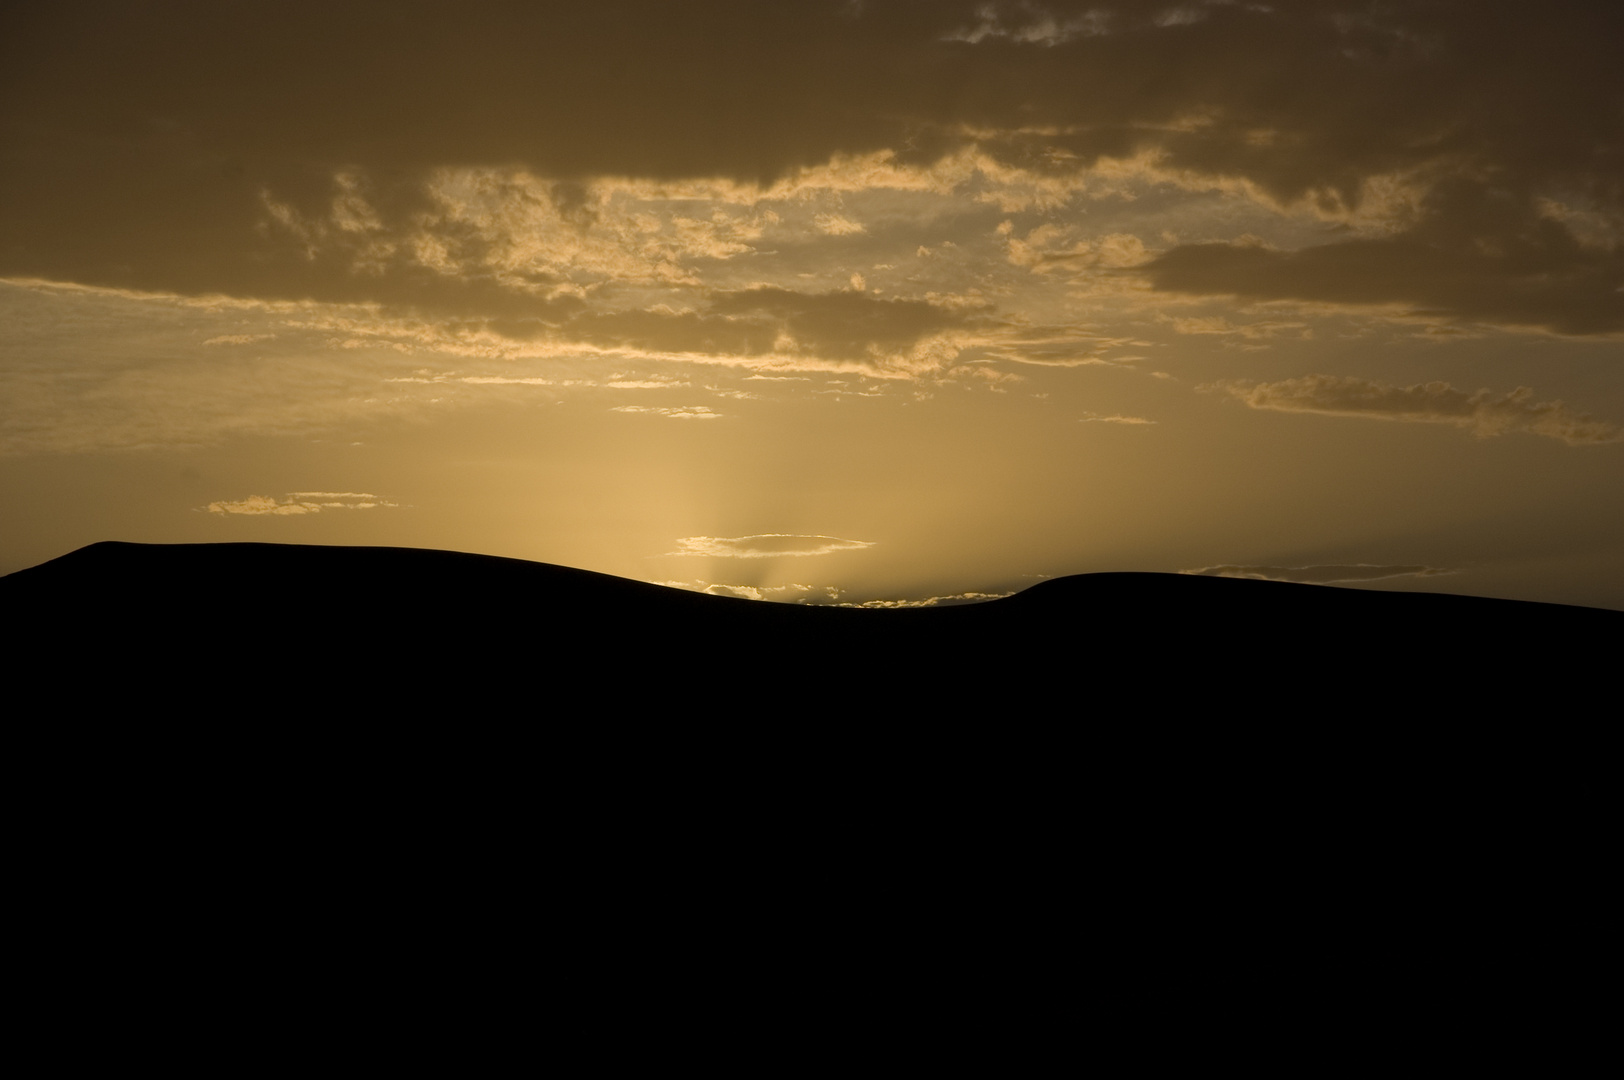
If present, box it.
[5,540,1616,800]
[5,542,1611,1041]
[5,540,1617,710]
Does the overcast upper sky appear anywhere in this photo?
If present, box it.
[3,1,1621,607]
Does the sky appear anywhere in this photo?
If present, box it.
[3,0,1621,608]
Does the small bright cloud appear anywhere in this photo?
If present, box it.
[665,534,877,558]
[1182,564,1455,585]
[1079,412,1156,424]
[610,405,721,419]
[815,213,866,235]
[841,590,1011,608]
[656,580,843,603]
[204,491,398,515]
[201,333,276,346]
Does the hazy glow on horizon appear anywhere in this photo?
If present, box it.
[2,1,1620,607]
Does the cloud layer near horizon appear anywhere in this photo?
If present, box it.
[205,492,397,516]
[1209,376,1623,445]
[666,535,877,559]
[1183,564,1455,585]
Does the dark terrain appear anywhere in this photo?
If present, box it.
[6,541,1609,1034]
[6,539,1613,801]
[5,539,1616,707]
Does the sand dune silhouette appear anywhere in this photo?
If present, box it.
[7,540,1607,1012]
[6,541,1614,710]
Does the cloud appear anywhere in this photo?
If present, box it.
[814,213,867,236]
[1166,315,1308,341]
[656,580,843,603]
[1207,375,1623,445]
[204,492,397,515]
[1079,412,1154,424]
[1140,229,1624,336]
[392,375,558,386]
[399,286,992,379]
[658,576,1007,606]
[1182,564,1456,585]
[4,3,1620,341]
[841,591,1011,608]
[0,274,1017,460]
[702,286,972,368]
[665,534,877,558]
[1006,225,1150,277]
[606,377,690,389]
[202,333,276,346]
[610,405,721,419]
[0,280,446,455]
[251,166,772,298]
[944,4,1111,46]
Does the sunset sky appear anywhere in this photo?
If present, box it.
[4,1,1621,608]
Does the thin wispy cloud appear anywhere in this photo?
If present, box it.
[1166,316,1309,343]
[202,334,276,346]
[657,580,843,603]
[841,591,1011,608]
[814,213,866,236]
[1208,376,1624,446]
[1079,413,1155,425]
[665,534,876,559]
[204,492,398,516]
[610,405,721,419]
[606,378,690,389]
[1182,564,1455,585]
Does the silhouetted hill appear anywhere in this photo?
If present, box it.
[7,541,1609,1025]
[8,540,1618,796]
[5,541,1615,811]
[5,540,1617,706]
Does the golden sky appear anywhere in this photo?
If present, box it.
[3,1,1621,607]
